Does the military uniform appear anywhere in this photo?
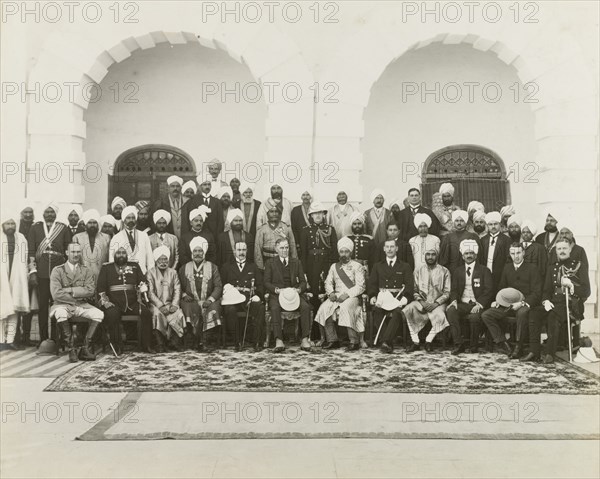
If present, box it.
[347,234,374,272]
[97,261,153,352]
[300,223,339,315]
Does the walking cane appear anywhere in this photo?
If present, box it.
[563,285,573,362]
[373,286,405,346]
[241,279,255,350]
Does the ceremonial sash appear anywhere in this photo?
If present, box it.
[243,201,255,233]
[36,222,66,261]
[335,262,355,290]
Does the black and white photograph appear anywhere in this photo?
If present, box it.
[1,1,599,478]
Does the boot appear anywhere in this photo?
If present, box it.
[79,322,98,361]
[169,333,184,352]
[60,322,78,363]
[153,330,166,353]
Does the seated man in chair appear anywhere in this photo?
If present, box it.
[220,241,265,352]
[264,238,311,352]
[49,243,104,362]
[97,246,155,354]
[315,237,366,351]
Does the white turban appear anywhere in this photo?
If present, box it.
[507,215,521,227]
[153,209,172,225]
[1,206,16,224]
[122,205,138,221]
[439,183,455,196]
[459,239,479,255]
[414,213,432,229]
[189,206,209,222]
[337,236,354,252]
[68,204,83,218]
[189,236,208,253]
[349,211,364,225]
[153,245,171,262]
[226,208,244,224]
[452,210,468,223]
[182,181,197,194]
[473,210,486,221]
[167,175,183,186]
[521,219,537,236]
[216,186,233,200]
[111,197,126,210]
[301,187,313,198]
[389,199,403,210]
[100,215,116,227]
[370,189,385,204]
[239,183,255,196]
[485,211,501,223]
[500,205,516,218]
[82,209,101,225]
[467,201,484,214]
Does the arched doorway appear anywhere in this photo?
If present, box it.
[420,145,510,211]
[108,145,196,210]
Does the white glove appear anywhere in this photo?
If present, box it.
[491,301,498,308]
[399,296,408,307]
[370,297,377,306]
[138,282,148,293]
[251,295,260,302]
[543,300,554,312]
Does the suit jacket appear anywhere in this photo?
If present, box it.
[181,194,224,238]
[479,233,511,290]
[523,241,547,279]
[240,199,261,237]
[367,258,414,303]
[450,262,494,308]
[376,237,414,271]
[397,206,441,241]
[264,257,307,294]
[291,204,313,250]
[179,229,217,265]
[72,231,110,283]
[535,231,559,253]
[363,207,392,245]
[220,261,264,299]
[498,262,542,307]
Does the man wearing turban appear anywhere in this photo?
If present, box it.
[19,203,35,239]
[290,188,314,251]
[178,235,223,351]
[480,211,511,294]
[499,205,516,235]
[314,237,366,351]
[147,245,185,352]
[100,215,117,238]
[403,242,450,353]
[217,208,254,267]
[439,210,482,274]
[328,191,359,239]
[256,184,293,230]
[149,210,179,269]
[431,183,460,237]
[347,211,375,273]
[397,188,441,242]
[465,201,485,236]
[363,188,392,245]
[72,209,110,284]
[14,203,37,347]
[521,219,547,279]
[152,175,185,240]
[534,212,560,253]
[109,205,154,274]
[229,178,242,209]
[179,206,217,266]
[446,239,494,355]
[65,204,85,236]
[135,201,151,234]
[1,211,30,350]
[110,196,126,232]
[238,183,261,238]
[182,178,224,239]
[27,202,71,343]
[409,213,441,271]
[182,180,197,200]
[469,210,488,238]
[254,205,297,271]
[216,185,235,232]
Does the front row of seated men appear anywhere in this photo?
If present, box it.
[43,223,589,366]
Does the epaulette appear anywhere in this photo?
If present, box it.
[361,234,373,240]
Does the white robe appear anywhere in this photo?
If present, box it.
[1,232,30,320]
[328,203,358,238]
[109,228,155,274]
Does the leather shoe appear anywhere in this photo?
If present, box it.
[509,346,522,359]
[467,346,479,354]
[254,343,263,352]
[542,354,554,364]
[520,352,539,362]
[346,343,360,351]
[451,343,465,355]
[424,342,433,353]
[273,346,285,353]
[498,341,512,355]
[406,342,420,353]
[323,341,340,350]
[380,342,393,354]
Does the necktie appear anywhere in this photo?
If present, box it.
[389,260,393,268]
[159,234,164,242]
[283,259,288,267]
[467,266,471,277]
[205,196,210,206]
[491,236,496,246]
[238,262,244,271]
[127,230,136,250]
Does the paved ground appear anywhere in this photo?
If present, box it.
[1,334,599,478]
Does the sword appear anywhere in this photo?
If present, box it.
[563,285,573,362]
[374,285,405,346]
[241,278,255,350]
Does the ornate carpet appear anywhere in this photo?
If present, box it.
[46,347,600,394]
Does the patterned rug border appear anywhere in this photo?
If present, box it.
[45,350,600,395]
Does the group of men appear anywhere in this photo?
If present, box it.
[0,166,591,365]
